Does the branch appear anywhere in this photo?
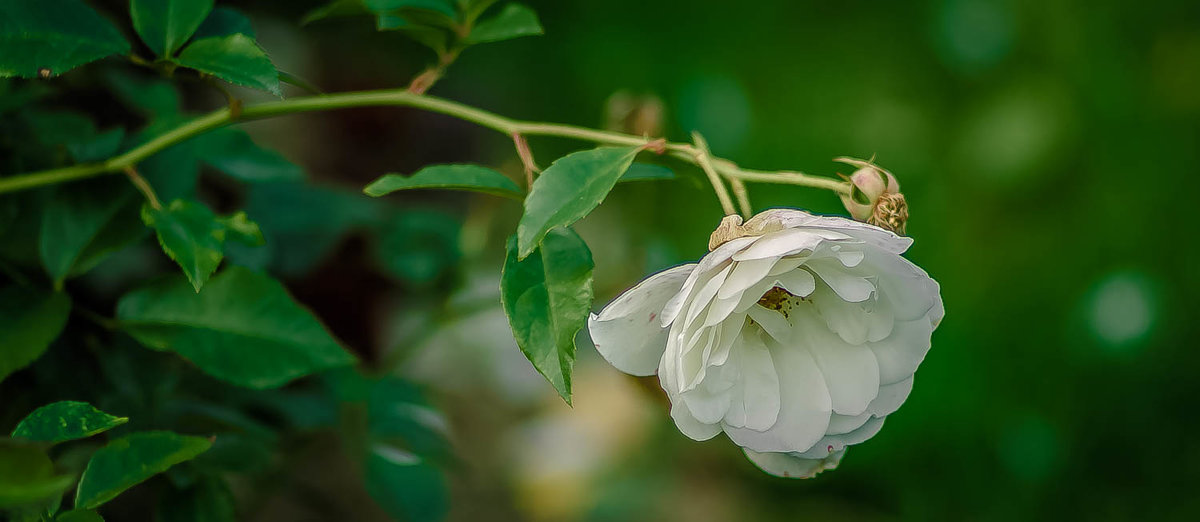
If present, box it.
[0,89,849,202]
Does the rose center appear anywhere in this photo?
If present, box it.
[756,286,806,318]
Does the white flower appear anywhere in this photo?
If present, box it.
[588,209,944,478]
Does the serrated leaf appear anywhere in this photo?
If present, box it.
[11,401,127,444]
[364,164,521,199]
[466,3,542,44]
[117,267,357,388]
[0,443,75,509]
[131,0,215,57]
[0,0,130,78]
[0,287,70,384]
[363,444,448,522]
[192,128,303,183]
[39,178,145,285]
[500,228,593,403]
[141,200,225,292]
[618,162,675,183]
[516,146,639,258]
[56,509,104,522]
[192,6,255,40]
[173,34,280,96]
[75,431,212,510]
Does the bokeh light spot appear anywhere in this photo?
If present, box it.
[1086,271,1157,351]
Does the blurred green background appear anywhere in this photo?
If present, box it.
[6,0,1200,520]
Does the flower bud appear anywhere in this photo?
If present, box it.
[868,192,908,235]
[837,162,906,234]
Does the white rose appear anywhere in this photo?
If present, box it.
[588,209,944,478]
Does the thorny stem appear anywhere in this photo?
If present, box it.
[0,89,850,212]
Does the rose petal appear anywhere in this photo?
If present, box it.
[746,306,792,344]
[826,411,873,435]
[660,236,757,326]
[589,264,696,376]
[716,256,779,299]
[721,330,780,430]
[867,376,913,417]
[731,228,835,262]
[743,448,844,479]
[798,312,881,416]
[669,400,721,441]
[795,416,885,459]
[869,316,935,385]
[724,335,832,453]
[807,259,876,303]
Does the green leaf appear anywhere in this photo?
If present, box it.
[375,16,448,54]
[75,431,212,510]
[365,0,457,19]
[56,509,104,522]
[465,3,542,44]
[363,444,447,522]
[368,378,450,459]
[364,164,521,199]
[192,128,303,183]
[67,128,125,163]
[11,401,128,444]
[173,34,280,96]
[117,266,357,388]
[0,196,17,237]
[516,146,640,258]
[373,209,459,286]
[39,179,143,285]
[192,7,255,40]
[0,286,71,383]
[130,0,215,57]
[136,116,201,201]
[500,228,594,403]
[300,0,368,26]
[23,109,120,163]
[278,70,322,94]
[106,70,181,118]
[218,211,264,246]
[240,183,383,276]
[141,200,225,292]
[157,476,235,522]
[0,0,130,78]
[0,443,74,509]
[619,162,675,183]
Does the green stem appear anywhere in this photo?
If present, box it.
[0,88,849,202]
